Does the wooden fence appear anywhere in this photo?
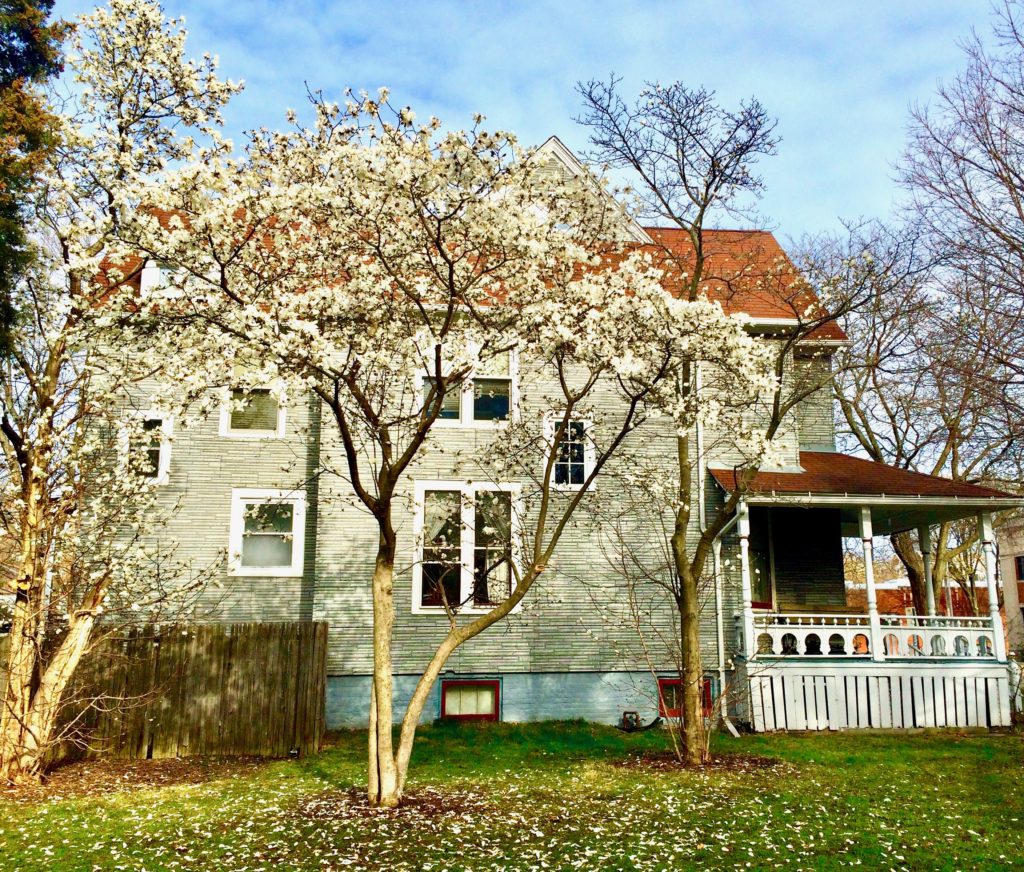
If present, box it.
[56,621,328,760]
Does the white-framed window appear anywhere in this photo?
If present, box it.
[219,385,287,439]
[123,410,173,485]
[419,348,519,427]
[412,480,522,614]
[544,414,596,490]
[138,258,179,298]
[228,488,306,577]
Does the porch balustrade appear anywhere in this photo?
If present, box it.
[749,611,998,660]
[735,501,1007,665]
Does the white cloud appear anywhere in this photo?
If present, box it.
[55,0,994,237]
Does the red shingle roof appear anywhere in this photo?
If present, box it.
[641,227,847,341]
[710,451,1018,500]
[98,213,845,340]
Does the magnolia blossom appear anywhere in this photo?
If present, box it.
[0,0,241,781]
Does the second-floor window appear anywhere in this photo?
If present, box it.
[545,415,595,489]
[421,349,517,426]
[220,386,286,438]
[414,482,519,613]
[1016,555,1024,582]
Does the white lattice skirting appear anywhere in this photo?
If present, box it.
[743,661,1012,731]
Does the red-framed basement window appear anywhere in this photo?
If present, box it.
[440,679,500,721]
[658,677,713,718]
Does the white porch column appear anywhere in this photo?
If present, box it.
[738,500,756,659]
[979,512,1008,662]
[860,507,885,661]
[919,525,935,617]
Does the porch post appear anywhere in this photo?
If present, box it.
[860,507,885,661]
[919,526,935,617]
[738,500,755,659]
[978,512,1007,662]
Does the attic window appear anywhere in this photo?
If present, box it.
[219,379,287,439]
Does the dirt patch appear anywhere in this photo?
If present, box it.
[3,755,268,804]
[299,785,494,821]
[614,751,781,773]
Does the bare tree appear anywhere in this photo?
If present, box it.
[834,225,1024,615]
[900,0,1024,391]
[576,77,870,764]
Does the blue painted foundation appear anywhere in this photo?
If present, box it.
[326,671,673,728]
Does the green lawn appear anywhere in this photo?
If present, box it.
[2,723,1022,870]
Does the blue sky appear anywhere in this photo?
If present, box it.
[57,0,995,243]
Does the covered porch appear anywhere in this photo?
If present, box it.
[710,451,1022,731]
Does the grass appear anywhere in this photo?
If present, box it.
[1,722,1022,870]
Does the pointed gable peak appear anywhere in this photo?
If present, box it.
[532,136,652,244]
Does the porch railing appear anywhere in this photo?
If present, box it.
[747,612,998,660]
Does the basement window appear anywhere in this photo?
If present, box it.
[657,677,714,718]
[441,680,500,721]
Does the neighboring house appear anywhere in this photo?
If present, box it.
[122,138,1023,732]
[845,577,995,618]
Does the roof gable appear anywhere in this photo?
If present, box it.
[533,136,652,245]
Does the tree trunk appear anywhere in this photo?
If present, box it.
[667,426,707,766]
[367,524,401,808]
[672,558,706,765]
[0,595,42,783]
[392,633,461,794]
[891,531,929,616]
[0,473,48,784]
[0,604,98,784]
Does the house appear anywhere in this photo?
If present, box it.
[845,576,995,620]
[997,517,1024,654]
[123,138,1023,732]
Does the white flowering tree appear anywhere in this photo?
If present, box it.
[116,80,775,805]
[0,0,240,782]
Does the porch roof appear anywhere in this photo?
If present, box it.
[709,451,1023,534]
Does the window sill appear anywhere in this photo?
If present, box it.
[413,603,520,616]
[229,566,304,578]
[429,419,512,430]
[551,482,596,493]
[219,430,286,440]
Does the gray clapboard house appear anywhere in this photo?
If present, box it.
[128,139,1022,732]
